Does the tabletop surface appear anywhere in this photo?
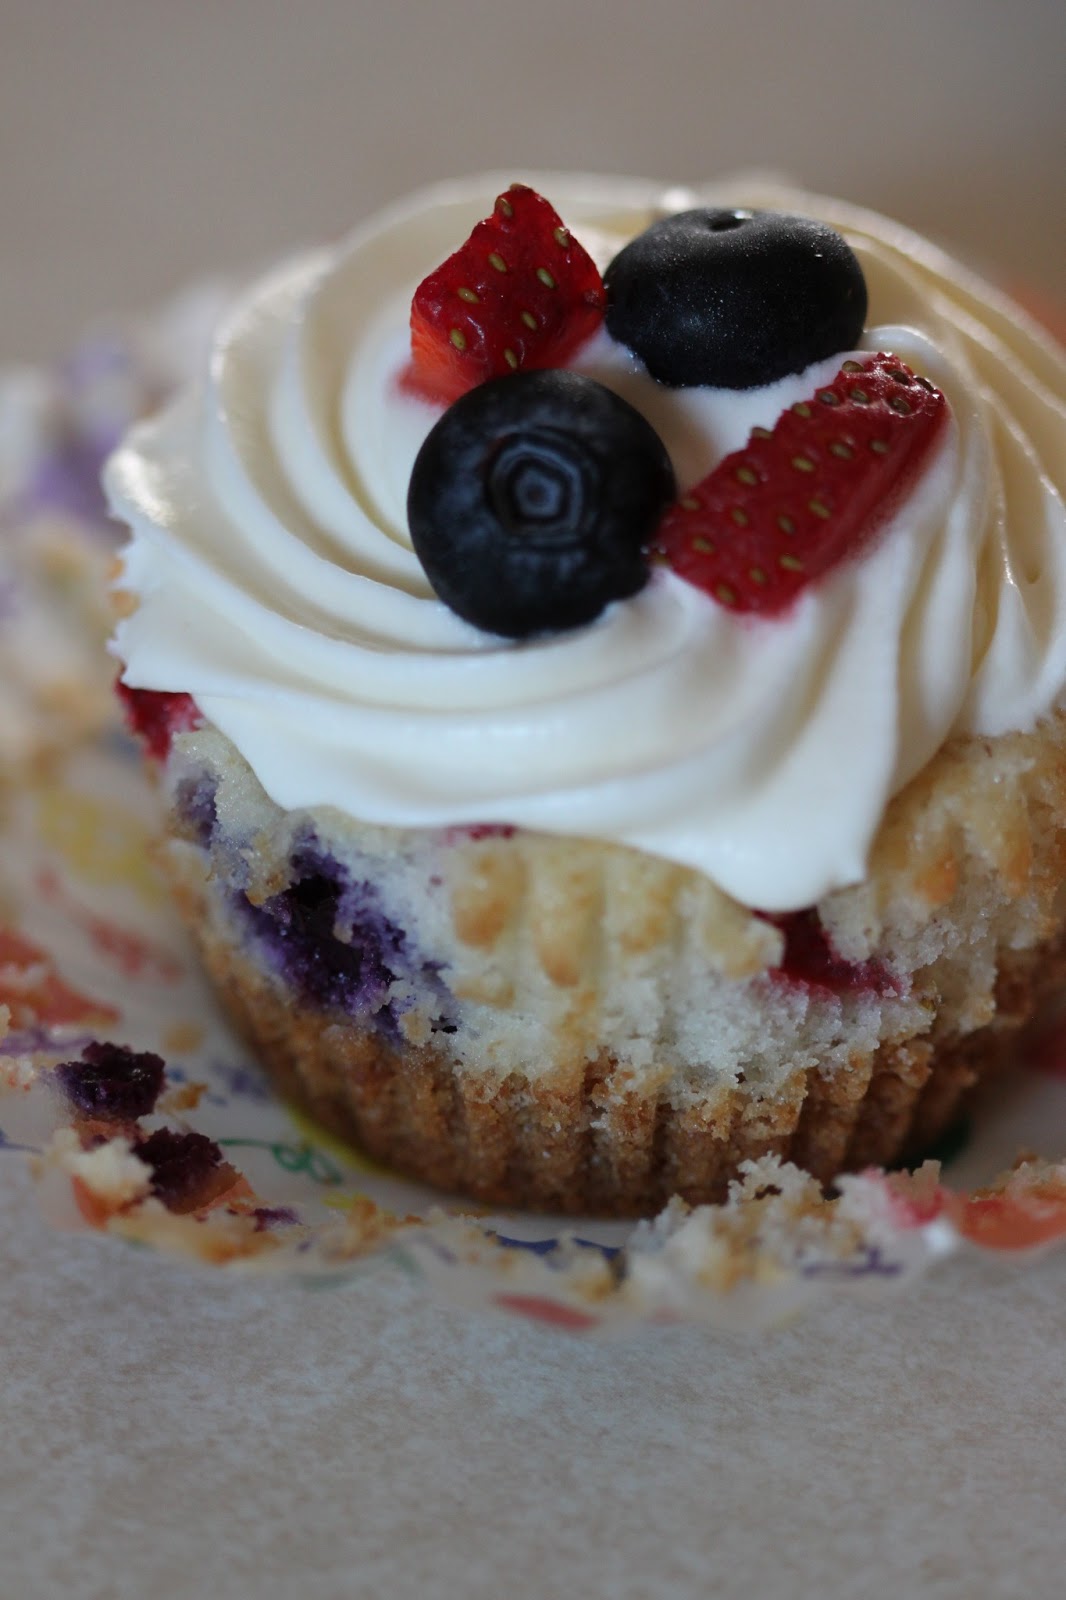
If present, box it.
[2,4,1065,1596]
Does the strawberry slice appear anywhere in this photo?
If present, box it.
[406,183,605,404]
[655,353,949,615]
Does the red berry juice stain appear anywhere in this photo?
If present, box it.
[116,682,202,760]
[441,822,518,844]
[763,908,899,999]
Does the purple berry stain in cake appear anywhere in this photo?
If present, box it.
[55,1041,166,1121]
[174,771,218,849]
[134,1127,232,1211]
[252,1205,300,1231]
[236,839,454,1035]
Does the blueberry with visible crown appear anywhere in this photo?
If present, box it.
[407,370,675,637]
[604,208,868,389]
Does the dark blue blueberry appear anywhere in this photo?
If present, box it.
[134,1127,227,1210]
[55,1042,166,1121]
[604,208,867,390]
[407,370,675,638]
[238,844,403,1016]
[175,773,218,849]
[233,839,454,1040]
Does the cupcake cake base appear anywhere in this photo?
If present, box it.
[153,715,1066,1216]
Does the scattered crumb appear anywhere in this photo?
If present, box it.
[157,1079,208,1113]
[952,1155,1066,1250]
[627,1156,875,1296]
[38,1127,152,1211]
[319,1193,416,1259]
[110,1200,291,1265]
[161,1020,206,1055]
[2,1053,35,1091]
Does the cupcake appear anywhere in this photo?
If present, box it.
[105,174,1066,1216]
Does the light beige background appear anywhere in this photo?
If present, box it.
[2,4,1065,1597]
[2,0,1064,361]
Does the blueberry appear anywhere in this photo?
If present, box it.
[407,370,676,638]
[232,837,454,1038]
[55,1042,166,1121]
[237,845,403,1016]
[604,208,867,390]
[134,1127,228,1211]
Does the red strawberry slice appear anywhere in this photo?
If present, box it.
[405,183,605,404]
[655,353,949,615]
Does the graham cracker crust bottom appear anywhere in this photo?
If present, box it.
[184,893,1066,1217]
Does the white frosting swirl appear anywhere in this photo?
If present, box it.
[106,174,1066,910]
